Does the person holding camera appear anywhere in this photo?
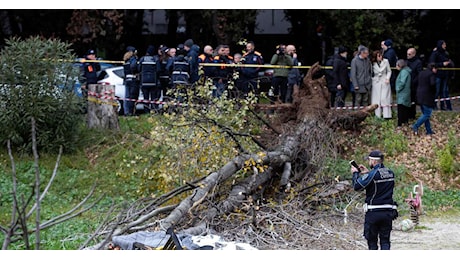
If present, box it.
[270,44,293,103]
[351,150,397,250]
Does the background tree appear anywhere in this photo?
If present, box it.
[66,10,124,59]
[284,10,420,65]
[178,10,259,47]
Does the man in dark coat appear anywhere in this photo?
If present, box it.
[406,47,423,120]
[381,39,398,92]
[333,46,350,107]
[412,63,438,135]
[184,39,200,84]
[324,54,336,107]
[429,40,453,110]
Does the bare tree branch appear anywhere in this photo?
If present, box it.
[1,140,19,250]
[26,145,63,219]
[31,117,41,249]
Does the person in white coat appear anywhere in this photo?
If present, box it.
[371,50,392,118]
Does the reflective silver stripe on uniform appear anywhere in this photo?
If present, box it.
[363,203,397,212]
[142,62,156,65]
[125,74,136,78]
[172,71,189,76]
[374,178,394,183]
[367,204,397,209]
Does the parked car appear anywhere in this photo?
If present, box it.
[97,66,145,115]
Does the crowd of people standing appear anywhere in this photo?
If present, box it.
[105,39,301,116]
[81,37,455,135]
[325,39,455,136]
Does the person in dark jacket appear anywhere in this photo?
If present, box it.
[198,45,215,84]
[82,49,101,86]
[138,45,160,113]
[184,39,200,84]
[381,39,398,91]
[123,46,139,116]
[80,49,101,112]
[352,150,397,250]
[412,63,438,135]
[429,40,453,111]
[241,41,264,96]
[213,44,234,98]
[406,47,423,120]
[333,46,349,107]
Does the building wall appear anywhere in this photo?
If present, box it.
[254,10,290,34]
[142,10,289,35]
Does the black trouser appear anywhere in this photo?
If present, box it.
[397,104,411,126]
[142,86,162,112]
[125,79,140,116]
[364,210,393,250]
[336,88,350,107]
[272,76,288,103]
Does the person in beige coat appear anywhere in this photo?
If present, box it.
[371,50,393,118]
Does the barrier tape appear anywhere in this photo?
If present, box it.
[87,90,189,107]
[75,58,460,71]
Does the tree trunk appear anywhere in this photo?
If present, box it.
[86,84,120,130]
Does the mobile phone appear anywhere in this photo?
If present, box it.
[349,160,360,172]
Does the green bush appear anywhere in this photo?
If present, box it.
[0,37,84,153]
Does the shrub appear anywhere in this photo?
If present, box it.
[0,37,84,153]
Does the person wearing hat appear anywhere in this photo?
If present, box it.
[82,49,101,86]
[333,45,350,107]
[80,49,101,112]
[138,45,160,113]
[351,150,397,250]
[183,39,200,84]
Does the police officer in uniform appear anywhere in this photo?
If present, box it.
[351,150,398,250]
[123,46,139,116]
[170,44,191,87]
[138,45,159,113]
[82,49,101,86]
[241,41,264,96]
[81,49,101,113]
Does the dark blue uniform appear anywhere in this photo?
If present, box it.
[241,51,264,95]
[123,54,139,116]
[213,55,233,98]
[138,54,160,112]
[171,55,190,86]
[353,163,396,250]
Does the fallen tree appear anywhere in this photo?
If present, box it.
[83,62,377,250]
